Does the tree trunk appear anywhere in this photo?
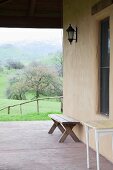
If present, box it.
[36,90,39,98]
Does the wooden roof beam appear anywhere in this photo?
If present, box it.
[0,0,9,4]
[28,0,36,16]
[0,16,63,28]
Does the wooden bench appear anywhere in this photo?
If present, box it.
[48,114,80,143]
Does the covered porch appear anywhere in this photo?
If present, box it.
[0,121,112,170]
[0,0,113,167]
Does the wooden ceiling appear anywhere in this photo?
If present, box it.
[0,0,63,28]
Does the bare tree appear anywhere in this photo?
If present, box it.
[24,65,58,98]
[51,51,63,77]
[6,71,27,100]
[6,63,63,100]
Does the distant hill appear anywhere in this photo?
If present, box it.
[0,41,62,65]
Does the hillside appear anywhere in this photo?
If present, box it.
[0,41,62,64]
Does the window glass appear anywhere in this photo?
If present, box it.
[100,18,110,116]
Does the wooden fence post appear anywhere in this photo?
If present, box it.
[20,104,22,115]
[37,100,39,113]
[8,106,10,114]
[61,98,63,112]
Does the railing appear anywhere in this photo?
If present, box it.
[0,96,63,115]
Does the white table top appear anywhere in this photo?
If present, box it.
[83,120,113,129]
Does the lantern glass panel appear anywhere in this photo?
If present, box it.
[68,31,74,40]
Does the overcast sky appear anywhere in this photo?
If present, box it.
[0,28,63,44]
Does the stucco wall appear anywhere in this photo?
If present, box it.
[63,0,113,162]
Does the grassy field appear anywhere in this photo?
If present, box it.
[0,112,61,121]
[0,98,61,121]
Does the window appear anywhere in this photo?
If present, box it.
[100,17,110,116]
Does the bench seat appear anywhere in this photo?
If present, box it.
[48,114,80,143]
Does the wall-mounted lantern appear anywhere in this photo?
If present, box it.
[66,24,77,44]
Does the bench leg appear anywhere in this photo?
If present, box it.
[59,125,79,143]
[58,123,65,133]
[59,130,68,143]
[48,120,65,134]
[69,128,80,142]
[48,122,57,134]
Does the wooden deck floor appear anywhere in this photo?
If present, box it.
[0,121,112,170]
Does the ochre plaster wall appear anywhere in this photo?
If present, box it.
[63,0,113,162]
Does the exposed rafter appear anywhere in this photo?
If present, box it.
[28,0,36,16]
[0,0,9,4]
[0,16,62,28]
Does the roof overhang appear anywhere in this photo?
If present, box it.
[0,0,63,28]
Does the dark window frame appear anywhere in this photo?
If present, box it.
[100,17,110,116]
